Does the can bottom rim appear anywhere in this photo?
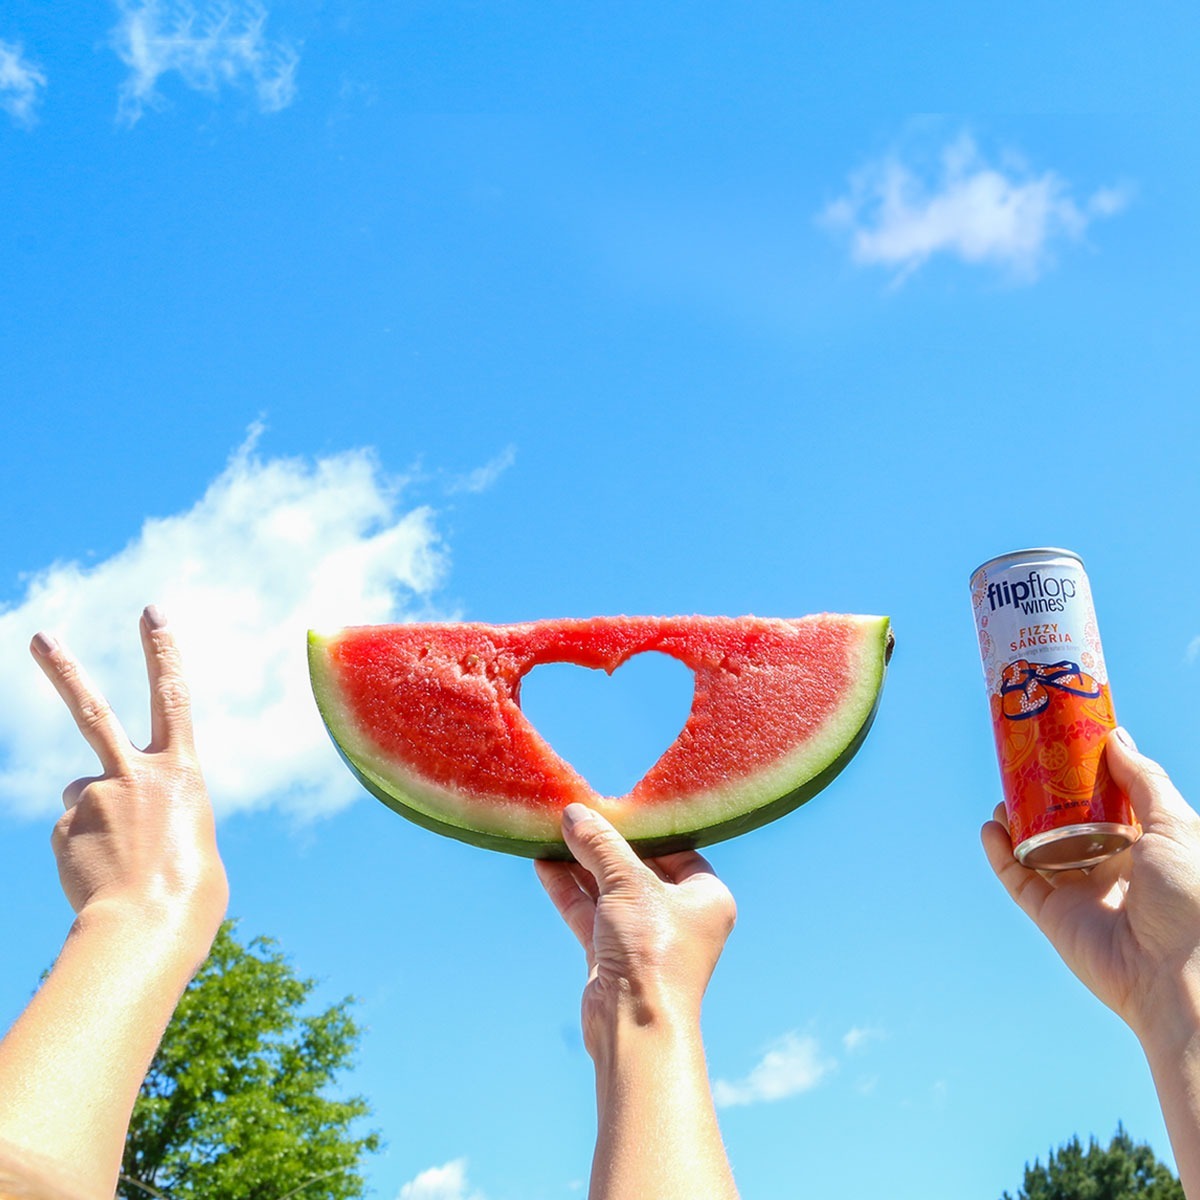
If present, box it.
[1016,823,1140,872]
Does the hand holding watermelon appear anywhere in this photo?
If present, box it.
[536,802,736,1045]
[535,804,740,1200]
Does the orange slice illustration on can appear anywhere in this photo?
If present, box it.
[999,659,1101,720]
[990,693,1038,773]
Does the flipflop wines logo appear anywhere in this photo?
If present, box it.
[985,568,1078,615]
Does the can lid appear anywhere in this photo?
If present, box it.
[969,546,1083,584]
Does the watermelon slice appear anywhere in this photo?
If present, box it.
[308,614,892,859]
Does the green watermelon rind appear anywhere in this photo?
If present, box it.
[308,616,891,861]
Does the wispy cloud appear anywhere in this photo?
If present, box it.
[0,39,47,128]
[1186,636,1200,664]
[843,1025,885,1053]
[448,445,517,495]
[712,1032,836,1108]
[0,426,447,821]
[110,0,299,124]
[397,1159,485,1200]
[821,134,1131,284]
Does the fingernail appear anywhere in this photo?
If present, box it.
[143,605,167,630]
[1114,726,1138,752]
[31,631,58,656]
[562,803,594,831]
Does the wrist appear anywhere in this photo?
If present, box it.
[71,893,221,979]
[587,986,704,1071]
[1129,958,1200,1064]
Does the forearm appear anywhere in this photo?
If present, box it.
[590,1009,739,1200]
[1136,968,1200,1198]
[0,1139,92,1200]
[0,902,209,1199]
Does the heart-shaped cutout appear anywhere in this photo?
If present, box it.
[519,651,695,798]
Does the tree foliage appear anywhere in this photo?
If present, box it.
[120,921,380,1200]
[1003,1124,1183,1200]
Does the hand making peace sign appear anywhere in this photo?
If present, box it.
[30,606,227,957]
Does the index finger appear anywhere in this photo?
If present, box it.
[981,815,1055,923]
[139,606,195,753]
[647,848,719,886]
[534,859,597,958]
[30,631,132,776]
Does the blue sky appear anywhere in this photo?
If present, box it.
[2,4,1199,1198]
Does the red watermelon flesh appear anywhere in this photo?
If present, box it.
[309,614,892,858]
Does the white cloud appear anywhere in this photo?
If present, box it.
[447,445,517,495]
[397,1159,484,1200]
[821,134,1131,283]
[0,427,447,821]
[110,0,299,124]
[712,1032,835,1108]
[1186,635,1200,664]
[0,39,47,128]
[842,1025,885,1053]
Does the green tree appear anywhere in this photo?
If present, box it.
[119,921,381,1200]
[1003,1125,1183,1200]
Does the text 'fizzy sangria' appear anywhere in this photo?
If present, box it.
[969,548,1139,870]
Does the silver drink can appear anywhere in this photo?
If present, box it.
[969,548,1139,870]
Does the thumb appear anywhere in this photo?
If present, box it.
[1105,727,1193,829]
[561,803,645,894]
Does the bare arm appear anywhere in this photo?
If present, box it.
[536,805,739,1200]
[0,1140,91,1200]
[0,609,228,1199]
[983,728,1200,1195]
